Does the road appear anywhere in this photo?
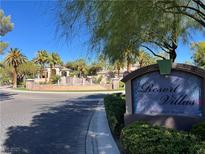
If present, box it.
[0,90,105,154]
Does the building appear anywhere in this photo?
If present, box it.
[35,65,70,83]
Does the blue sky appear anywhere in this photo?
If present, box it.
[1,0,205,64]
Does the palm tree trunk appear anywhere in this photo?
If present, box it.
[127,62,132,72]
[13,67,17,88]
[139,60,143,68]
[40,65,43,78]
[49,65,53,82]
[117,67,120,78]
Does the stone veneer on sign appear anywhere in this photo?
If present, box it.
[122,63,205,130]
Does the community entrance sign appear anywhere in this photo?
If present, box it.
[132,71,202,116]
[122,64,205,129]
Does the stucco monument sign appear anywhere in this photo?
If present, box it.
[122,64,205,130]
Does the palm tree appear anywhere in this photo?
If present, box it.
[137,50,155,68]
[33,50,49,78]
[48,52,62,81]
[75,59,88,77]
[113,59,125,78]
[124,48,138,72]
[4,48,27,88]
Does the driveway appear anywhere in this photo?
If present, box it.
[0,90,105,154]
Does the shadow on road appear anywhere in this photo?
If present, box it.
[0,92,17,102]
[77,94,106,100]
[3,94,103,154]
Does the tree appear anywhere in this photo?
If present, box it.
[113,58,125,78]
[137,50,156,68]
[66,59,88,77]
[88,63,103,76]
[18,61,39,80]
[4,48,27,88]
[155,0,205,28]
[0,42,9,54]
[192,42,205,69]
[33,50,49,78]
[66,61,76,70]
[48,52,62,81]
[48,52,62,68]
[0,63,13,85]
[0,9,14,54]
[57,1,199,63]
[88,55,105,75]
[74,59,88,77]
[123,49,139,72]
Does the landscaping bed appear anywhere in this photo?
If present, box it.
[104,93,126,138]
[121,121,205,154]
[104,94,205,154]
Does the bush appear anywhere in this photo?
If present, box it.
[104,93,126,138]
[17,81,26,88]
[69,72,77,77]
[39,82,47,85]
[189,141,205,154]
[51,75,61,84]
[119,81,125,89]
[191,122,205,141]
[92,75,103,84]
[120,121,205,154]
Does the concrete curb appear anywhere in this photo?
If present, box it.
[0,87,124,94]
[86,100,120,154]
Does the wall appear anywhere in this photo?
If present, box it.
[26,79,113,91]
[26,82,110,91]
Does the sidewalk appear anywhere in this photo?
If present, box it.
[86,100,120,154]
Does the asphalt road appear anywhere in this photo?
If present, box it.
[0,90,105,154]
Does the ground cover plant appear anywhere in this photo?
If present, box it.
[191,122,205,141]
[120,121,205,154]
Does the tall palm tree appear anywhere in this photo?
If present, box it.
[48,52,62,81]
[4,48,27,88]
[75,59,88,77]
[33,50,49,78]
[137,50,155,68]
[113,59,125,78]
[124,48,138,72]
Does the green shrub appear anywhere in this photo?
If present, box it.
[97,75,103,83]
[51,75,61,84]
[191,122,205,141]
[17,81,26,88]
[104,93,126,138]
[119,81,125,88]
[92,75,103,84]
[69,72,77,77]
[189,141,205,154]
[120,121,204,154]
[39,82,47,85]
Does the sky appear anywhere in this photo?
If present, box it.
[1,0,205,64]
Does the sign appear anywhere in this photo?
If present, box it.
[132,71,203,117]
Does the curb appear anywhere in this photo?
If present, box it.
[0,88,124,94]
[86,100,120,154]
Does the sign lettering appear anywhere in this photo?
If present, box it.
[132,71,202,116]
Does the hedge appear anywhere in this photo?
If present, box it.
[191,122,205,141]
[120,121,205,154]
[104,93,126,138]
